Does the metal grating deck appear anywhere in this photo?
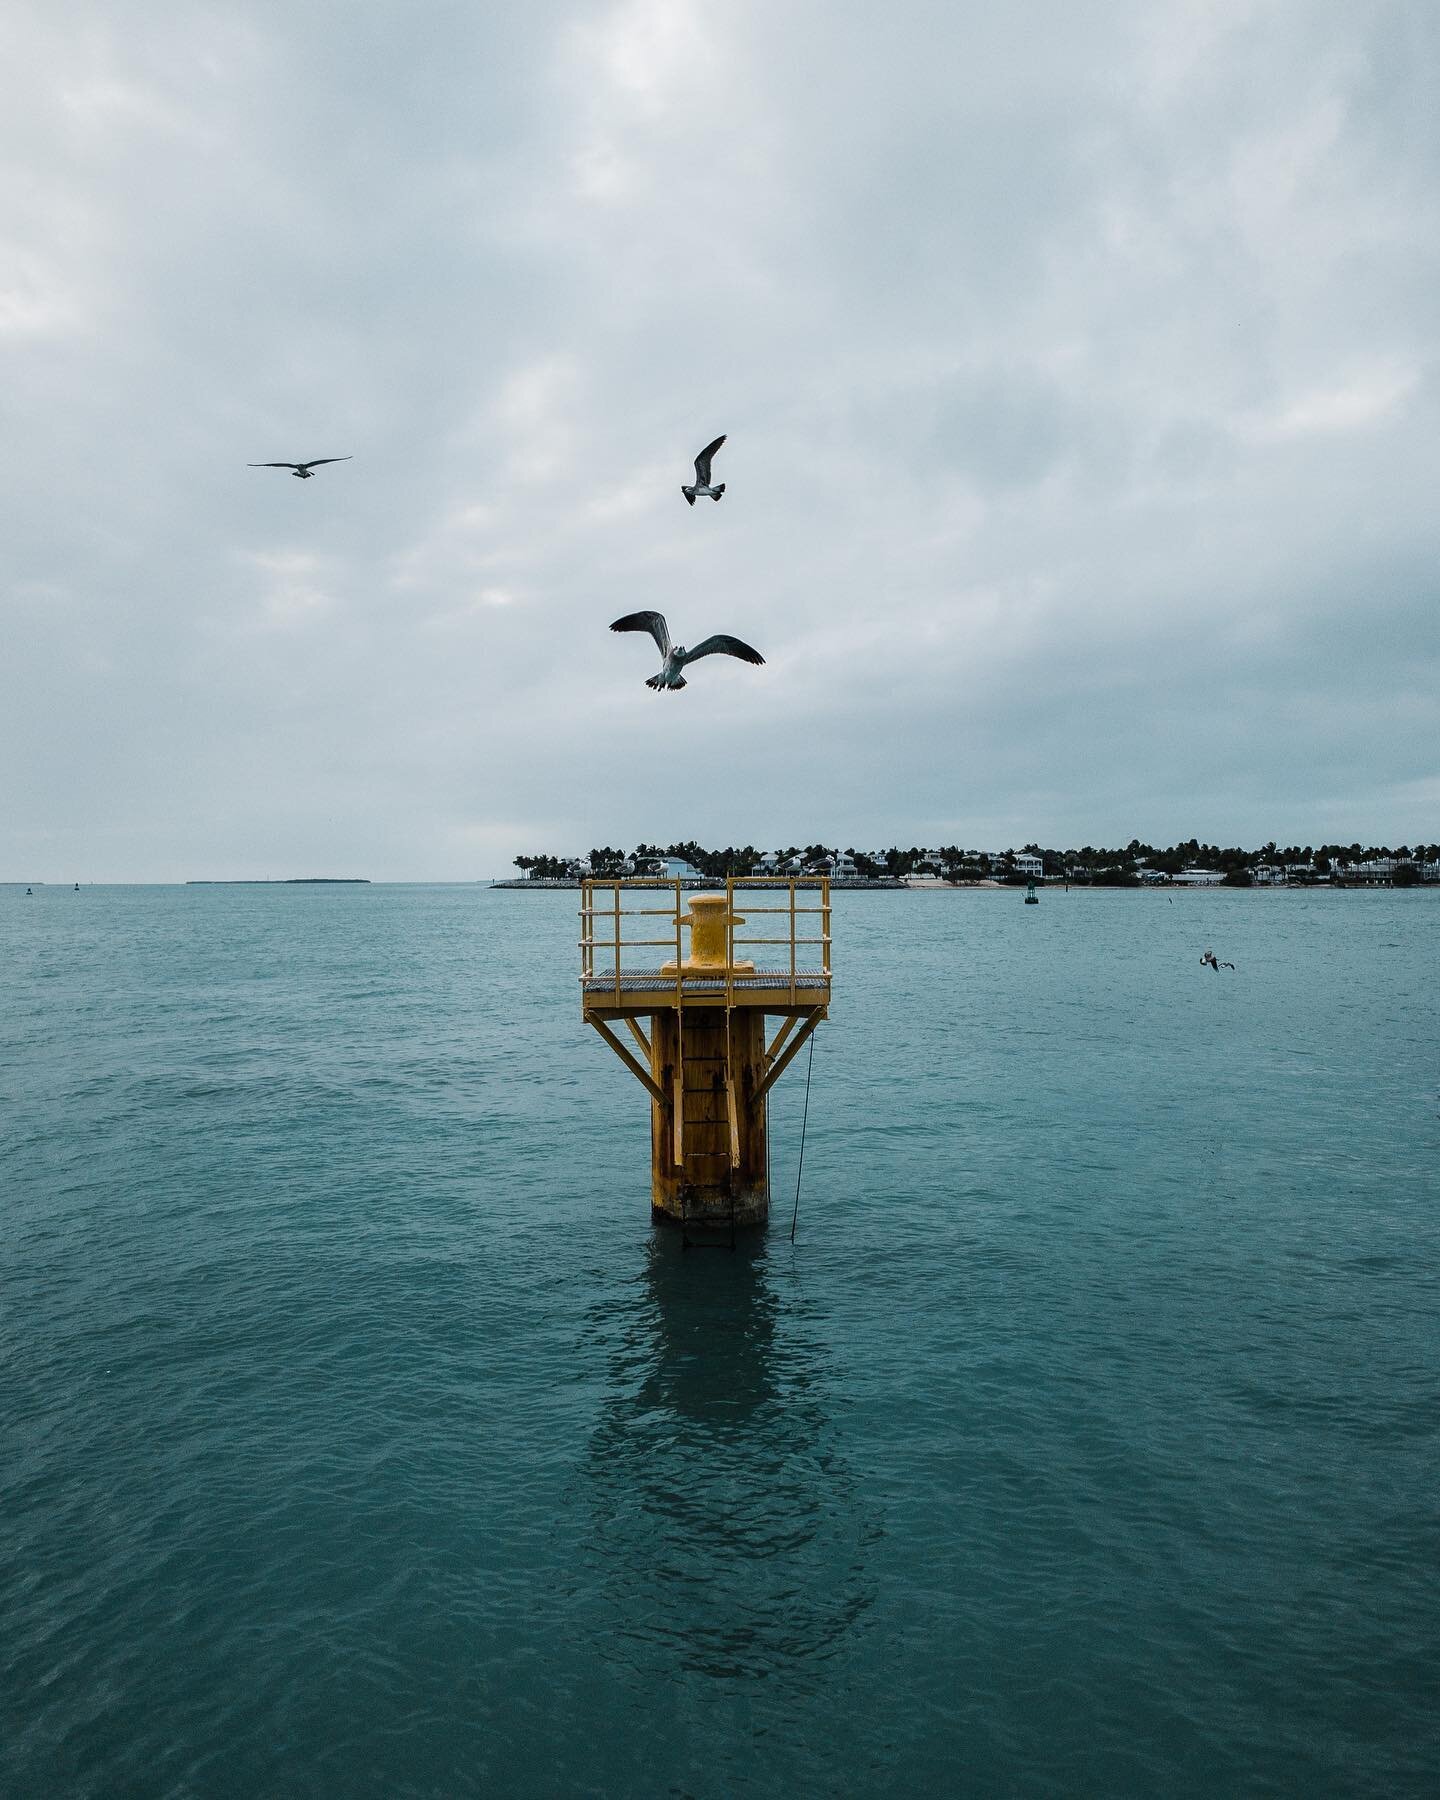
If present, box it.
[583,969,828,994]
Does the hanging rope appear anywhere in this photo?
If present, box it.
[789,1031,817,1243]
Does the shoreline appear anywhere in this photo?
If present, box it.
[487,877,1429,893]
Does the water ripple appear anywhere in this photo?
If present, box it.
[2,885,1438,1796]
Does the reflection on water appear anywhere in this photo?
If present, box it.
[579,1234,879,1681]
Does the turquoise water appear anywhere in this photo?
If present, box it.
[3,883,1437,1797]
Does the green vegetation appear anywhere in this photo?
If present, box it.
[511,839,1439,884]
[515,843,768,880]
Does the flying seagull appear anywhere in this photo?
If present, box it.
[247,457,353,480]
[610,611,764,690]
[681,435,726,506]
[1200,950,1236,972]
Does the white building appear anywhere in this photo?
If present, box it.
[1012,852,1043,879]
[1173,868,1225,886]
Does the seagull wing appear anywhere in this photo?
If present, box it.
[680,633,764,667]
[693,435,726,485]
[610,611,671,657]
[249,462,302,469]
[295,457,353,471]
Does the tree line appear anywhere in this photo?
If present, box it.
[514,838,1439,884]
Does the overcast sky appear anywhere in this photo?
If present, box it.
[2,1,1436,879]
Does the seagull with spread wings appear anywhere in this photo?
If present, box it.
[681,435,726,505]
[247,456,353,480]
[610,611,764,691]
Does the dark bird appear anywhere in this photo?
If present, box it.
[610,611,764,690]
[681,435,726,505]
[1200,950,1236,972]
[248,457,353,480]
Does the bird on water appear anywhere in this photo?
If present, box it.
[247,457,353,480]
[610,611,764,690]
[1200,950,1235,972]
[681,435,726,505]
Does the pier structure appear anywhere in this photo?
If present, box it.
[580,878,830,1230]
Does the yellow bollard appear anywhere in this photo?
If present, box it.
[660,893,756,975]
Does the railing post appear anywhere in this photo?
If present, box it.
[789,877,797,1007]
[612,880,621,1004]
[725,875,734,1011]
[673,879,683,1010]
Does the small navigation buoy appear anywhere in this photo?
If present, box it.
[25,887,33,896]
[74,882,80,892]
[1024,880,1039,904]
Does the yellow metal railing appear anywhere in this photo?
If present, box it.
[722,876,831,1009]
[579,875,831,1009]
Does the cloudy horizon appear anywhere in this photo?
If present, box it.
[3,1,1437,882]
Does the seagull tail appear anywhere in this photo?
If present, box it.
[711,484,725,500]
[681,487,696,506]
[671,676,687,689]
[645,675,663,689]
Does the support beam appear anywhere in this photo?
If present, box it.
[624,1016,652,1060]
[589,1017,665,1107]
[766,1014,798,1066]
[752,1007,824,1104]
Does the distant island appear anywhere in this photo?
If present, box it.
[186,878,371,885]
[494,838,1440,889]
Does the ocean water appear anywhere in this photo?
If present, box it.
[2,882,1437,1798]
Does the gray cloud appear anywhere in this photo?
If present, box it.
[1,0,1436,879]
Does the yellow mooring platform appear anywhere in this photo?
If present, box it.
[580,878,831,1230]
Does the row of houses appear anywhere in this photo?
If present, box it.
[1325,857,1440,883]
[533,852,877,880]
[518,848,1046,881]
[1139,860,1440,886]
[605,849,1045,879]
[521,851,1439,886]
[894,850,1045,879]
